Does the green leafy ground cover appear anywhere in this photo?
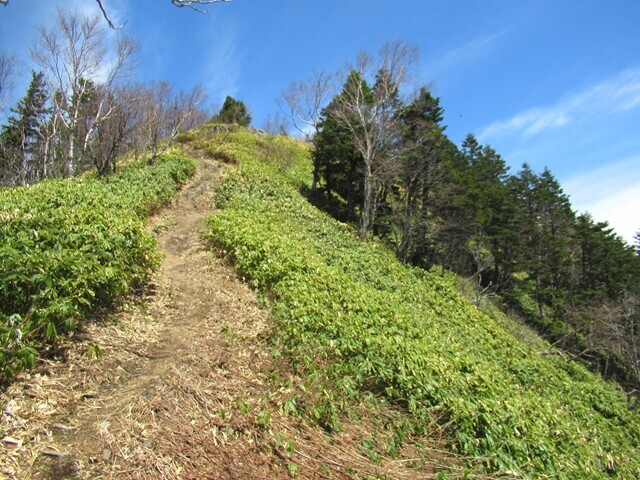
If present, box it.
[204,128,640,479]
[0,154,195,378]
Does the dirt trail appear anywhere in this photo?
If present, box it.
[1,156,459,480]
[2,157,283,479]
[62,156,280,478]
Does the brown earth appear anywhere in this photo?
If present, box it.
[1,156,467,479]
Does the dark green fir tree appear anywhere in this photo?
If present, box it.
[216,96,252,126]
[0,70,49,185]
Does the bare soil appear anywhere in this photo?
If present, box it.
[1,156,465,479]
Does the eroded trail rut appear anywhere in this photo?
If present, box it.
[2,158,289,479]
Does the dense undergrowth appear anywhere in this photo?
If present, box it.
[203,128,640,479]
[0,154,195,378]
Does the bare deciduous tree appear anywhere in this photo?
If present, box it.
[278,71,334,141]
[80,35,138,159]
[600,293,640,387]
[467,237,496,308]
[34,107,60,180]
[262,111,290,136]
[0,51,18,112]
[139,81,205,163]
[31,9,137,177]
[329,40,419,240]
[84,86,138,175]
[278,71,334,190]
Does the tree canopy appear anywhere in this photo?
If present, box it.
[215,96,252,126]
[0,9,208,183]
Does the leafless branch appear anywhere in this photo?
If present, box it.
[1,1,231,28]
[329,41,419,240]
[139,81,205,163]
[172,0,232,13]
[262,111,290,136]
[278,71,334,140]
[95,0,126,29]
[104,0,231,25]
[32,9,137,177]
[0,51,18,108]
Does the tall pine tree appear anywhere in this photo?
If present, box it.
[313,108,364,220]
[216,96,252,126]
[510,165,574,318]
[392,87,446,265]
[0,70,49,186]
[458,134,516,289]
[314,71,373,222]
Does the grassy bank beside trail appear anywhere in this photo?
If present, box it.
[0,154,195,378]
[204,128,640,479]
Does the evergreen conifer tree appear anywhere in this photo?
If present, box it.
[313,72,373,222]
[458,134,515,287]
[216,96,252,126]
[0,70,49,185]
[392,87,445,265]
[313,107,364,220]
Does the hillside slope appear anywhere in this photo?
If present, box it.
[1,146,465,479]
[200,127,640,479]
[2,127,639,479]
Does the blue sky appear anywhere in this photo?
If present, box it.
[1,0,639,243]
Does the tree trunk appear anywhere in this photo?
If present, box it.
[360,162,373,241]
[42,138,49,179]
[311,160,319,192]
[18,134,28,186]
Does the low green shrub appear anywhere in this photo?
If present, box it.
[0,154,195,378]
[205,131,640,479]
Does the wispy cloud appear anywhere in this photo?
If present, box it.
[563,156,640,244]
[478,68,640,141]
[426,29,510,77]
[3,0,131,106]
[201,23,241,105]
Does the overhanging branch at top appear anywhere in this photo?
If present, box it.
[1,0,232,29]
[96,0,126,29]
[172,0,233,13]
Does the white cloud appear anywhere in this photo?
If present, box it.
[563,157,640,244]
[478,68,640,141]
[425,29,510,77]
[2,0,132,108]
[581,188,640,245]
[201,23,241,105]
[483,108,570,139]
[612,71,640,112]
